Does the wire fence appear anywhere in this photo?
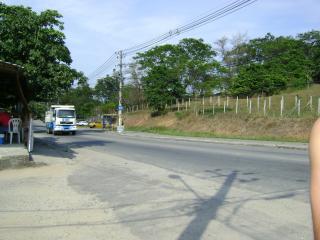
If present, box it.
[126,94,320,118]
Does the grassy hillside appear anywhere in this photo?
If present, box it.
[124,85,320,142]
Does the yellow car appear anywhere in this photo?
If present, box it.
[89,121,103,128]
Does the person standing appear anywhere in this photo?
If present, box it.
[0,108,10,133]
[310,118,320,239]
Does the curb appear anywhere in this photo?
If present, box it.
[121,131,308,151]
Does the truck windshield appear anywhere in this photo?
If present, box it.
[57,110,75,118]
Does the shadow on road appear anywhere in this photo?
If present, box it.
[175,171,237,240]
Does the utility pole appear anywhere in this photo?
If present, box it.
[117,50,124,133]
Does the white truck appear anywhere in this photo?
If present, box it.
[45,105,77,135]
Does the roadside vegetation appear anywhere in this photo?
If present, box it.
[124,85,320,142]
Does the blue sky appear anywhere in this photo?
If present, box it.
[4,0,320,85]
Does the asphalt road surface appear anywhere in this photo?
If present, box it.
[33,124,311,239]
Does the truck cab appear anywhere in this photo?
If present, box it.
[45,105,77,135]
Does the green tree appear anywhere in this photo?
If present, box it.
[0,3,80,101]
[178,38,221,96]
[135,44,185,112]
[229,33,312,96]
[94,74,119,104]
[60,79,97,119]
[298,30,320,83]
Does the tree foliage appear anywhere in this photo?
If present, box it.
[0,3,80,101]
[94,74,119,104]
[135,39,222,111]
[229,33,313,96]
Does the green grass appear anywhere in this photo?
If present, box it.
[126,126,308,143]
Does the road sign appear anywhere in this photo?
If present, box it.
[118,105,124,111]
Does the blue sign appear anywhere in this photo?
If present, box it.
[118,105,124,111]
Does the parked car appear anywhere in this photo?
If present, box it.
[89,121,102,128]
[77,121,88,126]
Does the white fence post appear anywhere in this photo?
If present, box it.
[236,96,239,114]
[247,96,249,109]
[202,97,205,115]
[257,96,260,113]
[263,99,267,116]
[224,101,226,113]
[310,96,313,110]
[269,96,272,110]
[249,99,252,114]
[212,103,215,116]
[280,96,284,117]
[298,99,301,117]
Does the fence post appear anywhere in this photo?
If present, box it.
[236,96,239,115]
[226,96,229,107]
[295,95,298,107]
[246,96,249,109]
[298,99,301,117]
[249,99,252,114]
[263,99,267,116]
[189,98,191,107]
[185,101,187,111]
[212,103,215,115]
[224,101,226,113]
[310,96,313,111]
[178,101,180,112]
[202,97,205,115]
[257,96,260,113]
[269,96,271,110]
[280,96,284,117]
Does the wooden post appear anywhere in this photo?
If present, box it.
[310,96,313,110]
[249,99,252,114]
[298,99,301,117]
[224,101,226,113]
[257,96,260,113]
[263,99,267,116]
[246,96,249,109]
[236,96,239,115]
[280,96,284,117]
[269,96,271,110]
[295,95,298,107]
[212,103,215,115]
[202,97,205,115]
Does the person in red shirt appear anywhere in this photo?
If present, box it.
[0,109,11,132]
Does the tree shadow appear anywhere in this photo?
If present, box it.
[175,171,238,240]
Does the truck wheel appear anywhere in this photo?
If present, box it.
[53,130,57,135]
[71,131,76,135]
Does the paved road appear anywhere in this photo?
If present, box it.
[33,125,311,239]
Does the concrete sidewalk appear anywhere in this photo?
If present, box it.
[0,141,139,240]
[122,131,308,150]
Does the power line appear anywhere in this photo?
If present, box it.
[89,0,257,82]
[123,0,257,55]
